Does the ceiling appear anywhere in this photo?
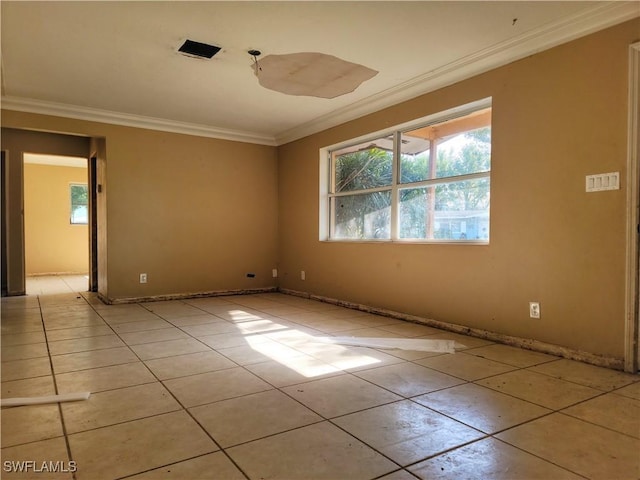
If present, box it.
[23,153,87,168]
[1,1,638,146]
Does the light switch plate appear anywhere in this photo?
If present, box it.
[586,172,620,192]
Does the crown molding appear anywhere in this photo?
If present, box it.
[275,1,640,145]
[0,96,277,146]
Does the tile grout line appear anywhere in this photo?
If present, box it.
[555,410,640,441]
[112,452,250,480]
[371,468,421,480]
[38,293,79,480]
[519,364,639,392]
[422,358,624,413]
[217,350,408,475]
[487,436,590,479]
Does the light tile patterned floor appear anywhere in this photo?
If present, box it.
[1,282,639,479]
[25,275,89,296]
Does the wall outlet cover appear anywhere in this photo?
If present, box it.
[529,302,540,318]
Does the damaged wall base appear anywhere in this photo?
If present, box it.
[91,285,624,371]
[280,288,625,371]
[97,286,278,305]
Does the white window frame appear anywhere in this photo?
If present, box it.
[320,97,492,243]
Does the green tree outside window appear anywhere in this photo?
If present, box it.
[70,184,88,224]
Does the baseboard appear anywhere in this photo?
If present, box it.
[97,286,278,305]
[279,288,625,371]
[3,290,26,297]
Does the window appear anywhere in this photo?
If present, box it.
[70,184,88,224]
[323,99,491,242]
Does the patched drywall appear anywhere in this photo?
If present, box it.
[255,52,377,99]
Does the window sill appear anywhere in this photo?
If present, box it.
[321,239,490,246]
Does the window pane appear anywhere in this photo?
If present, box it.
[333,139,393,193]
[399,177,490,240]
[435,127,491,179]
[70,184,88,205]
[399,187,429,239]
[333,190,391,239]
[70,184,88,225]
[71,205,88,224]
[400,145,430,184]
[400,108,491,183]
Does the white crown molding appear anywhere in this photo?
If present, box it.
[0,96,277,146]
[275,1,640,145]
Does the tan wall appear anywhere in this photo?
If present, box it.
[277,19,640,361]
[24,164,88,275]
[1,117,279,301]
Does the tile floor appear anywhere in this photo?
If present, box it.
[1,285,639,479]
[25,275,89,297]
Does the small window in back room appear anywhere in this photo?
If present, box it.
[70,184,88,224]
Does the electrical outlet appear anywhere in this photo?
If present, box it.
[529,302,540,319]
[301,270,306,280]
[272,269,278,278]
[139,273,147,284]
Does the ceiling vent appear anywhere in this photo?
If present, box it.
[178,39,221,59]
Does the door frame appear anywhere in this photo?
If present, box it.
[624,42,640,373]
[2,129,95,296]
[1,151,8,296]
[89,156,98,292]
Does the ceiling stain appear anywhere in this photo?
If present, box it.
[253,52,378,99]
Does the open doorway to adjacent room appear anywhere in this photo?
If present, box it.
[23,153,90,295]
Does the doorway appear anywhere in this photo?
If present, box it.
[23,153,90,295]
[0,128,100,298]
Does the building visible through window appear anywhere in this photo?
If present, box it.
[70,184,88,224]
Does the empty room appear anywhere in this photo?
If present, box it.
[1,2,639,479]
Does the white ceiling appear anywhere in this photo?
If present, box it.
[1,1,638,146]
[23,153,87,168]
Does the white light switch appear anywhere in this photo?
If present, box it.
[586,172,619,192]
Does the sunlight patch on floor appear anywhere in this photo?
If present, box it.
[236,312,382,377]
